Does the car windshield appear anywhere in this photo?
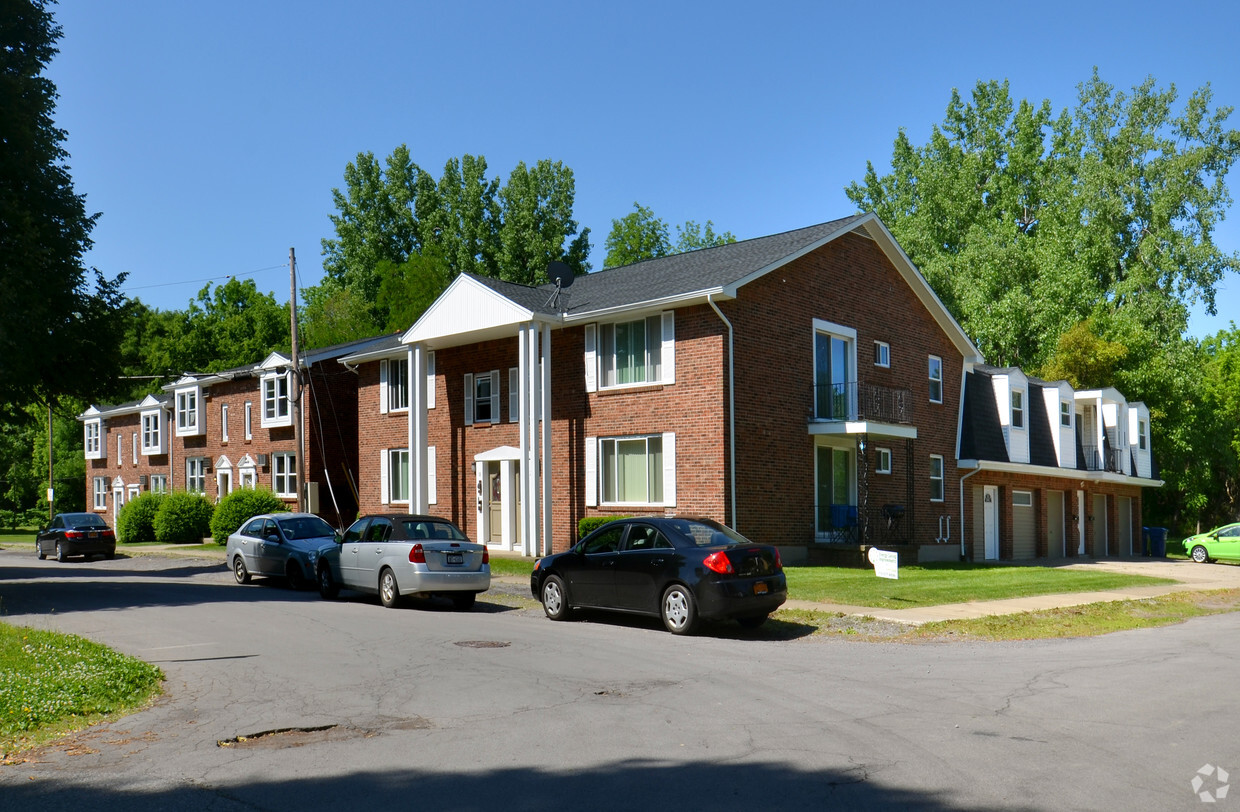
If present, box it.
[276,516,335,540]
[64,514,107,529]
[397,519,467,541]
[665,518,750,548]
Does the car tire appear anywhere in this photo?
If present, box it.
[661,584,699,635]
[540,575,571,621]
[451,592,477,611]
[736,614,769,629]
[1191,545,1211,564]
[379,568,401,608]
[318,565,339,600]
[36,542,46,560]
[104,551,115,560]
[56,542,66,563]
[233,556,251,584]
[286,562,309,590]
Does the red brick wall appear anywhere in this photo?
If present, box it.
[87,413,170,520]
[355,355,419,517]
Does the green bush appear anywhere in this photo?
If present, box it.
[210,488,288,545]
[153,491,214,544]
[577,515,631,539]
[116,492,164,543]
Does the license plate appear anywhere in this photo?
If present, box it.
[88,531,99,538]
[446,552,463,565]
[754,581,768,595]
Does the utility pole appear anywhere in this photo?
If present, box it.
[47,401,54,522]
[290,247,305,513]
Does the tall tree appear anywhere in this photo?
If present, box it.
[375,245,453,333]
[421,154,501,278]
[0,0,129,422]
[497,159,591,284]
[172,279,290,373]
[603,204,736,268]
[674,219,736,253]
[298,281,377,349]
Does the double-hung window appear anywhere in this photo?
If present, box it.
[132,433,138,465]
[464,371,500,425]
[116,434,122,467]
[186,458,206,493]
[272,453,296,497]
[175,386,201,435]
[150,475,168,494]
[93,477,107,509]
[221,404,229,442]
[1011,389,1025,429]
[262,373,292,428]
[929,455,944,502]
[1060,400,1072,427]
[585,312,674,392]
[244,402,253,440]
[141,409,163,454]
[594,434,675,506]
[84,420,102,459]
[381,448,410,504]
[379,358,409,413]
[928,356,943,404]
[1138,420,1147,450]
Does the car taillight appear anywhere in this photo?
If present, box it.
[102,530,115,539]
[409,543,426,564]
[702,550,734,575]
[774,548,783,571]
[65,530,83,540]
[482,547,489,564]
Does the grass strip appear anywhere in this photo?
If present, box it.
[0,623,163,758]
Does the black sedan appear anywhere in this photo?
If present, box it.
[37,513,116,562]
[531,516,786,635]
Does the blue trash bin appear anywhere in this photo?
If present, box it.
[1149,527,1168,558]
[1142,526,1152,557]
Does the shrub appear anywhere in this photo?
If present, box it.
[210,488,288,545]
[577,516,631,539]
[153,491,214,544]
[116,492,164,543]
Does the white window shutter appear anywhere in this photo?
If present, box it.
[464,373,474,426]
[379,360,389,414]
[427,351,436,409]
[509,368,519,423]
[584,436,597,507]
[661,311,675,384]
[584,324,597,393]
[490,370,501,424]
[427,446,437,505]
[662,432,676,507]
[379,450,390,505]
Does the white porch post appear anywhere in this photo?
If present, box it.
[409,345,429,513]
[540,323,552,557]
[519,323,541,557]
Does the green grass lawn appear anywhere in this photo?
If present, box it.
[784,562,1175,608]
[489,556,536,579]
[0,623,163,757]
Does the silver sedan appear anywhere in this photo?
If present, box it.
[316,514,490,609]
[225,513,339,589]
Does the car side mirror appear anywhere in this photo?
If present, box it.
[265,533,280,543]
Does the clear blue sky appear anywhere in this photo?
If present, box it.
[45,0,1240,338]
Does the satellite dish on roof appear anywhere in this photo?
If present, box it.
[547,260,574,288]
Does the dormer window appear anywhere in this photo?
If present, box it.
[261,371,293,428]
[175,386,202,436]
[1138,419,1147,450]
[84,419,103,460]
[1060,400,1071,427]
[141,408,165,455]
[1011,389,1025,429]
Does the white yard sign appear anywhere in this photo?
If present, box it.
[867,547,899,580]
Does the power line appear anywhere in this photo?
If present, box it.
[123,264,287,292]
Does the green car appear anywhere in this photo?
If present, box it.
[1184,523,1240,563]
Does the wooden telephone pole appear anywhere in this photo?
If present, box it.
[290,248,304,513]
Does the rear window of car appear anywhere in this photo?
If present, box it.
[276,516,335,540]
[666,519,748,547]
[64,514,106,529]
[397,520,466,541]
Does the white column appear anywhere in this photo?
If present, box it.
[518,325,531,553]
[540,323,552,557]
[410,345,428,513]
[520,323,541,557]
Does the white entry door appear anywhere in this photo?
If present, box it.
[983,486,999,560]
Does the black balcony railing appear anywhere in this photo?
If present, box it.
[813,382,913,424]
[1081,445,1126,474]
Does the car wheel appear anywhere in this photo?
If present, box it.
[233,556,251,584]
[286,562,309,590]
[736,614,769,629]
[1191,545,1211,564]
[317,565,339,600]
[451,592,477,611]
[661,584,699,635]
[56,542,66,563]
[379,568,401,608]
[36,542,46,560]
[540,575,571,621]
[104,551,115,560]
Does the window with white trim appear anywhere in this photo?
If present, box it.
[601,435,664,505]
[186,458,206,493]
[380,358,408,413]
[221,404,229,442]
[929,455,944,501]
[588,312,674,392]
[150,475,168,494]
[116,433,122,468]
[814,321,856,421]
[237,463,256,490]
[873,341,890,368]
[1138,419,1147,450]
[1011,389,1025,429]
[261,372,292,428]
[464,371,500,425]
[141,410,163,455]
[382,448,410,504]
[272,452,296,497]
[1060,400,1071,427]
[84,420,102,459]
[876,448,892,475]
[93,477,107,509]
[131,432,138,465]
[1012,490,1033,507]
[244,402,252,440]
[928,356,943,404]
[175,386,201,435]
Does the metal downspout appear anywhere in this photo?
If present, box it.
[707,296,737,530]
[959,466,981,559]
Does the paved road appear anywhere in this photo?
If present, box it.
[1,549,1236,811]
